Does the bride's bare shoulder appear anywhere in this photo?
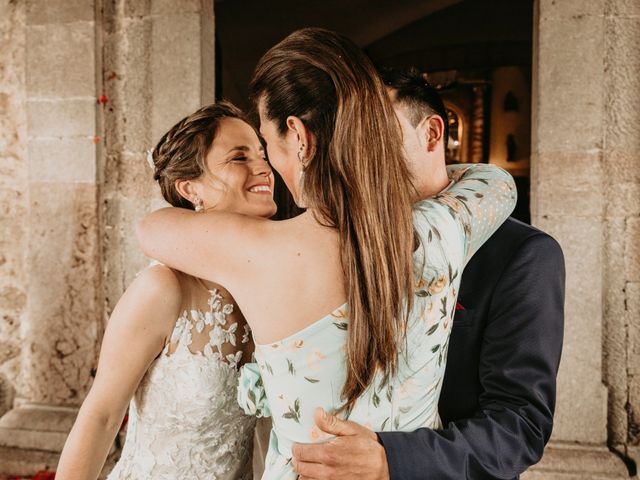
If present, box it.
[120,264,184,323]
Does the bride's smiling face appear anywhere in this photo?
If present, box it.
[185,117,277,218]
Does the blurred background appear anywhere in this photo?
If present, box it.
[0,0,638,478]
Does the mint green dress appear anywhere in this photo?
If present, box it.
[238,164,517,479]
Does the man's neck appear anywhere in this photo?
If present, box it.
[415,160,450,200]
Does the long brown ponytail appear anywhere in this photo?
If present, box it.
[250,28,416,411]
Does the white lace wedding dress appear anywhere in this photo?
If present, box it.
[107,275,256,480]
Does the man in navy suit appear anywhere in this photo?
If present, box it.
[290,68,565,479]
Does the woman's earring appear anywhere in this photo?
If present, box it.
[297,144,307,207]
[194,197,204,213]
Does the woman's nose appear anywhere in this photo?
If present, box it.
[252,158,272,177]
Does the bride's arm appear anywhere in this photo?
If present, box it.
[136,208,269,287]
[56,266,182,480]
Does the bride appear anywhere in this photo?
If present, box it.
[56,101,275,479]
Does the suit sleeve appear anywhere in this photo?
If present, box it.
[377,234,565,479]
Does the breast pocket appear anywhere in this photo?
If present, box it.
[452,308,475,328]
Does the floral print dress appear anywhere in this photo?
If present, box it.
[237,163,517,479]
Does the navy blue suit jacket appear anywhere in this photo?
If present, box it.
[378,218,565,479]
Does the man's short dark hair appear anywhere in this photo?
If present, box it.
[380,67,449,150]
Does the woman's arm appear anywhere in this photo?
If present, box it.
[136,209,270,287]
[419,164,517,263]
[56,265,182,480]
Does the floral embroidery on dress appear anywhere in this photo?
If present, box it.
[108,286,255,480]
[163,288,249,369]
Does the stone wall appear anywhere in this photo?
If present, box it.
[528,0,640,477]
[601,0,640,465]
[0,0,215,474]
[0,0,27,418]
[101,0,215,318]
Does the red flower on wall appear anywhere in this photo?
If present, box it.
[7,471,56,480]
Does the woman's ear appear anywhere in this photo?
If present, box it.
[175,179,200,206]
[286,116,314,161]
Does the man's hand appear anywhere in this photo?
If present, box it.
[292,408,390,480]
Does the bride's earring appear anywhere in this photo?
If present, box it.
[194,197,204,213]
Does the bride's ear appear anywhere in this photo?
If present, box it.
[286,116,315,161]
[175,179,200,206]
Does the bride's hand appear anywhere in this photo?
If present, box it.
[292,408,389,480]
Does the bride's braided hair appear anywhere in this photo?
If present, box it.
[151,101,251,208]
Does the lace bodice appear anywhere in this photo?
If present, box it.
[107,279,256,480]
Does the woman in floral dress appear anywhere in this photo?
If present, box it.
[137,28,516,479]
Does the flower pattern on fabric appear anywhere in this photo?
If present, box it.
[238,362,271,418]
[107,287,255,480]
[236,164,517,479]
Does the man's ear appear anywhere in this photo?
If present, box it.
[419,115,445,153]
[286,116,315,161]
[175,179,200,205]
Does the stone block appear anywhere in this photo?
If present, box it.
[628,282,640,375]
[151,13,206,142]
[534,14,605,153]
[26,22,95,98]
[539,0,606,17]
[26,0,94,25]
[122,0,150,18]
[603,150,640,184]
[605,16,640,66]
[0,341,18,364]
[0,445,60,477]
[522,442,628,479]
[20,182,100,405]
[605,181,640,217]
[28,137,97,183]
[0,373,14,417]
[150,0,203,16]
[0,405,78,463]
[606,0,640,16]
[26,99,96,139]
[535,181,604,218]
[626,217,640,281]
[602,218,630,443]
[117,16,153,152]
[534,216,609,443]
[116,151,162,198]
[604,66,640,152]
[0,286,26,312]
[629,372,640,444]
[534,151,604,189]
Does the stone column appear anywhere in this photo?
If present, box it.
[0,0,103,473]
[524,0,637,478]
[0,0,28,421]
[102,0,215,317]
[0,0,215,475]
[601,0,640,468]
